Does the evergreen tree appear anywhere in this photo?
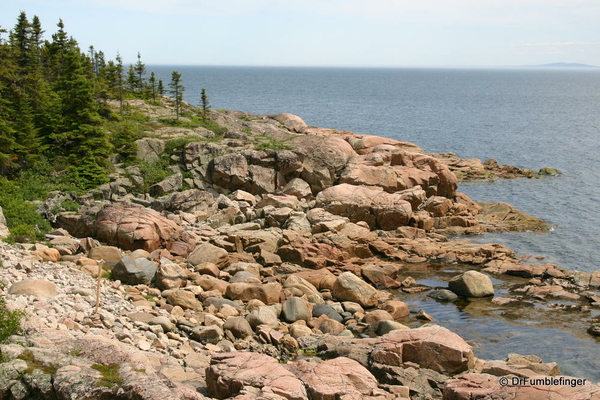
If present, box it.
[148,71,157,102]
[157,79,164,97]
[134,52,146,93]
[114,53,125,113]
[126,64,136,93]
[56,48,112,188]
[169,71,184,120]
[200,88,210,121]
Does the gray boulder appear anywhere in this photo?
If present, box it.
[149,173,182,197]
[448,271,494,298]
[281,297,311,322]
[112,255,157,285]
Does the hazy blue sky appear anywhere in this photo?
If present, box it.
[1,0,598,67]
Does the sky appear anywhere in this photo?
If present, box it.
[0,0,599,67]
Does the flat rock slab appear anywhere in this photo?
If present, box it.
[9,279,57,299]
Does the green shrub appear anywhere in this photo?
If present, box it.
[137,158,173,193]
[6,224,39,244]
[0,292,26,342]
[61,200,80,212]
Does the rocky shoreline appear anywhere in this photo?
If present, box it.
[1,101,598,399]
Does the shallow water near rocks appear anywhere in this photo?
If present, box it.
[396,263,600,382]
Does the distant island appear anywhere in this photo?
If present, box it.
[525,62,598,68]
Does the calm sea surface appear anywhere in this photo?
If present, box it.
[150,66,600,379]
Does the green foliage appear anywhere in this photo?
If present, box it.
[253,134,294,151]
[200,88,210,121]
[91,364,123,387]
[168,71,184,120]
[164,136,201,155]
[60,200,80,212]
[6,224,38,244]
[137,158,173,193]
[108,119,141,165]
[0,291,26,342]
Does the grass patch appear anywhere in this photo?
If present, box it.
[159,115,228,136]
[17,349,58,375]
[253,134,294,151]
[92,363,123,387]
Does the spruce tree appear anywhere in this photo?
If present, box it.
[157,79,164,97]
[126,64,136,93]
[56,48,112,188]
[169,71,184,120]
[134,52,146,94]
[148,71,157,102]
[200,88,210,121]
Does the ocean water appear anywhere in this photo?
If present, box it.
[151,65,600,273]
[149,66,600,380]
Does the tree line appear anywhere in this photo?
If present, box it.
[0,12,191,189]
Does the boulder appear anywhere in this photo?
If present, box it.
[427,289,459,302]
[225,282,282,304]
[282,297,311,323]
[293,269,337,291]
[223,316,253,339]
[315,183,412,230]
[287,357,388,400]
[188,242,229,269]
[9,279,57,300]
[371,325,475,374]
[155,262,188,290]
[296,136,357,193]
[135,137,165,163]
[88,245,122,267]
[166,290,203,310]
[149,173,182,197]
[32,246,61,262]
[211,153,249,191]
[381,300,410,319]
[362,310,394,330]
[376,320,410,336]
[206,352,307,400]
[283,275,320,298]
[49,236,80,255]
[332,272,379,308]
[112,255,157,285]
[448,270,494,298]
[92,202,188,252]
[312,304,343,322]
[273,113,308,133]
[312,315,345,335]
[161,189,217,216]
[191,325,223,344]
[281,178,312,199]
[246,306,280,329]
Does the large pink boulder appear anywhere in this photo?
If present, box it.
[371,325,475,374]
[206,352,307,400]
[315,184,412,230]
[287,357,389,400]
[93,202,188,253]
